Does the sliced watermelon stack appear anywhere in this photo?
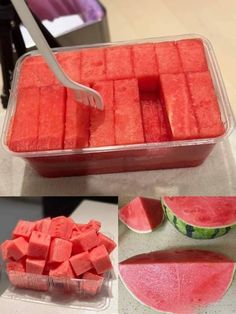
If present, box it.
[0,216,116,294]
[8,38,225,153]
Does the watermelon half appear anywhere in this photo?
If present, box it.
[119,249,235,314]
[162,197,236,239]
[119,197,164,233]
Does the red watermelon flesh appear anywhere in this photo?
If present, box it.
[49,238,72,263]
[35,218,51,234]
[89,245,112,274]
[49,260,75,278]
[69,251,92,276]
[82,272,103,295]
[140,93,169,142]
[56,51,80,82]
[64,88,90,149]
[81,48,106,83]
[12,220,35,239]
[9,87,40,152]
[187,71,225,138]
[155,42,183,74]
[0,240,11,261]
[163,197,236,227]
[106,46,134,80]
[132,44,158,91]
[8,237,29,261]
[97,233,116,254]
[71,229,98,254]
[114,79,144,145]
[90,81,115,147]
[26,258,45,275]
[160,73,199,140]
[87,220,101,232]
[28,231,51,259]
[119,249,235,314]
[177,39,208,72]
[49,216,74,240]
[37,85,66,150]
[119,197,164,233]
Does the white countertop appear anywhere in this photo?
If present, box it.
[0,200,118,314]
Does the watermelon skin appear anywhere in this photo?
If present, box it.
[106,46,134,80]
[132,44,158,91]
[81,48,106,83]
[38,85,66,150]
[187,71,225,138]
[119,197,164,233]
[177,39,208,72]
[155,42,183,74]
[9,87,40,152]
[119,249,235,314]
[160,73,199,140]
[64,88,90,149]
[90,81,115,147]
[114,79,144,145]
[162,197,236,239]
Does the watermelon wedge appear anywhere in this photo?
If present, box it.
[119,197,164,233]
[162,197,236,239]
[119,249,235,314]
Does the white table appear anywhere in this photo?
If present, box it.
[0,200,118,314]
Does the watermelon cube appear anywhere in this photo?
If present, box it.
[90,81,115,147]
[97,233,116,254]
[6,260,25,273]
[186,71,224,138]
[89,245,112,274]
[87,220,101,232]
[12,220,35,239]
[160,73,198,140]
[177,39,208,72]
[82,271,103,295]
[155,42,183,74]
[49,260,75,278]
[56,51,80,82]
[49,238,72,263]
[34,218,51,234]
[64,89,90,149]
[106,46,134,80]
[26,258,45,275]
[9,87,40,152]
[81,48,106,83]
[37,85,66,151]
[141,93,169,142]
[70,251,92,276]
[28,231,51,259]
[0,240,12,261]
[114,79,144,145]
[7,237,28,261]
[49,216,74,240]
[132,44,158,91]
[71,229,98,254]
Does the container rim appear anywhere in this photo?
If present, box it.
[1,33,235,158]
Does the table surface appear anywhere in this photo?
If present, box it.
[0,200,118,314]
[0,0,236,196]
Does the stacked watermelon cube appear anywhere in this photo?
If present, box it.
[0,216,116,295]
[8,38,224,153]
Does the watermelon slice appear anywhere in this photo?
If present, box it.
[90,81,115,147]
[132,44,158,91]
[49,216,74,240]
[28,231,51,259]
[106,46,134,80]
[140,93,169,142]
[38,85,66,150]
[9,87,40,152]
[162,197,236,239]
[119,197,164,233]
[114,79,144,145]
[177,39,208,72]
[49,238,72,263]
[64,88,90,149]
[155,42,183,74]
[160,73,199,140]
[26,258,45,275]
[119,249,235,314]
[187,71,225,138]
[81,48,106,83]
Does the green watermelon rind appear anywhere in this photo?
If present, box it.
[161,198,234,239]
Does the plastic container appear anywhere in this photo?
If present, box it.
[1,34,235,178]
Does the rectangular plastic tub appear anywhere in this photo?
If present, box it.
[1,34,235,178]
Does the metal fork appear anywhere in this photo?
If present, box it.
[11,0,104,110]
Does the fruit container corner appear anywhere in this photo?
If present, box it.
[1,34,235,178]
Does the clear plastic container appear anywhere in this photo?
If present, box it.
[1,34,235,178]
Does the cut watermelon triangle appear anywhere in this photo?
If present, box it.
[162,197,236,239]
[119,197,164,233]
[119,249,235,314]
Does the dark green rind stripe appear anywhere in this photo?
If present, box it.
[161,198,233,240]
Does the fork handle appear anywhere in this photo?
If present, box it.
[11,0,82,91]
